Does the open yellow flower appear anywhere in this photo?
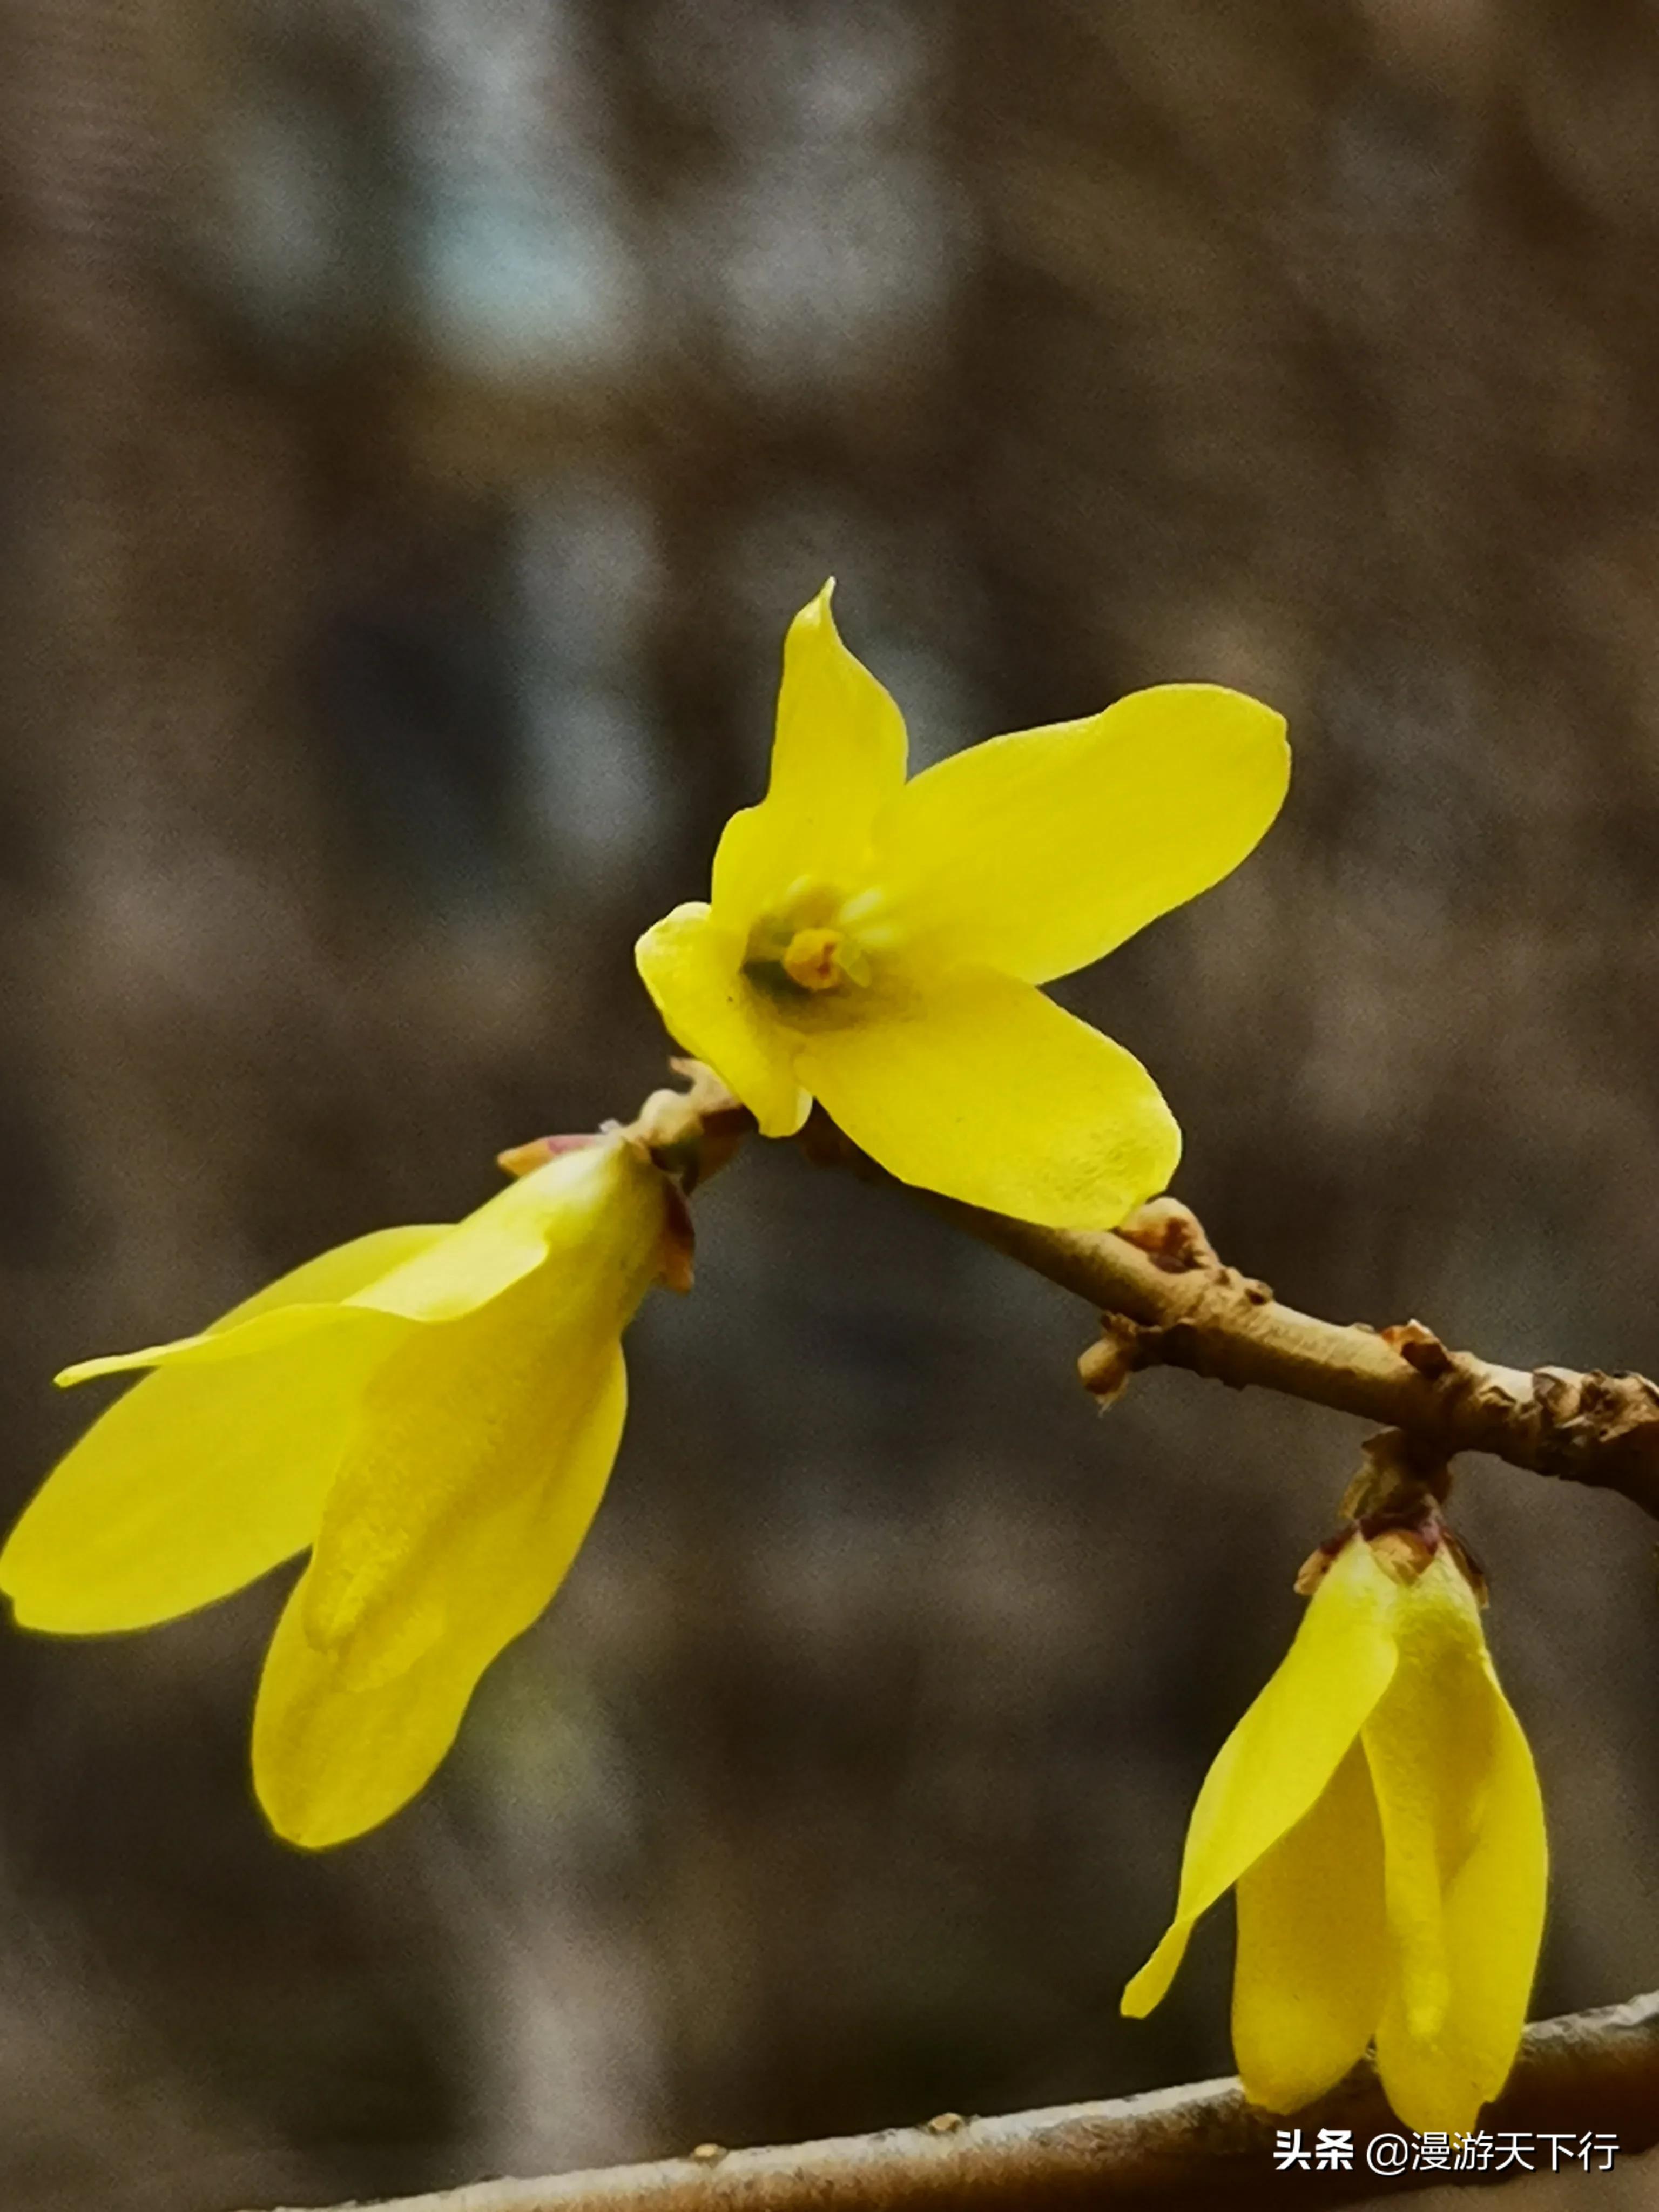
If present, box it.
[0,1135,679,1849]
[636,584,1289,1228]
[1122,1527,1547,2134]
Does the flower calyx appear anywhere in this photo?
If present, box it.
[1296,1430,1486,1604]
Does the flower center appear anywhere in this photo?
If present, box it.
[779,926,869,993]
[743,880,882,1002]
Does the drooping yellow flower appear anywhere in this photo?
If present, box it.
[0,1135,680,1849]
[636,584,1289,1228]
[1122,1527,1547,2134]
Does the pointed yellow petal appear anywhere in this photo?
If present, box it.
[0,1228,443,1633]
[55,1148,656,1375]
[1123,1539,1400,2017]
[53,1225,447,1385]
[1435,1691,1548,2103]
[635,901,808,1137]
[1371,1579,1547,2134]
[1361,1547,1495,2082]
[253,1348,627,1849]
[795,966,1178,1229]
[1233,1740,1387,2111]
[872,684,1289,985]
[709,583,908,929]
[56,1303,378,1384]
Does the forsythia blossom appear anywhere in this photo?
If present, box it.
[0,1135,680,1848]
[636,583,1289,1229]
[1122,1525,1547,2133]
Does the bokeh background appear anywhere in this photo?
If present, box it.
[2,2,1658,2206]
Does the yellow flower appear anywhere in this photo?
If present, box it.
[0,1135,679,1849]
[636,584,1289,1228]
[1122,1528,1547,2134]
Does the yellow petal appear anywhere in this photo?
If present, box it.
[253,1136,668,1845]
[795,966,1179,1229]
[1435,1692,1548,2103]
[634,901,808,1137]
[53,1224,448,1386]
[1370,1579,1547,2133]
[56,1301,383,1385]
[0,1228,442,1632]
[1361,1548,1495,2072]
[348,1138,659,1327]
[1233,1740,1387,2112]
[871,684,1289,985]
[305,1289,607,1670]
[709,583,908,929]
[55,1147,651,1377]
[253,1347,628,1849]
[1122,1539,1400,2017]
[309,1145,667,1664]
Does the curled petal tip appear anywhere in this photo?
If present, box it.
[53,1351,138,1389]
[793,576,837,628]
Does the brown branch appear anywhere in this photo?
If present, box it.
[762,1099,1659,1521]
[247,1990,1659,2212]
[610,1067,1659,1515]
[935,1190,1659,1521]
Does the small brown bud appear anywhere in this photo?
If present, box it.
[1380,1318,1454,1378]
[1078,1316,1147,1405]
[1114,1197,1219,1274]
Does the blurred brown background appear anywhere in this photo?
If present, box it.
[1,1,1658,2206]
